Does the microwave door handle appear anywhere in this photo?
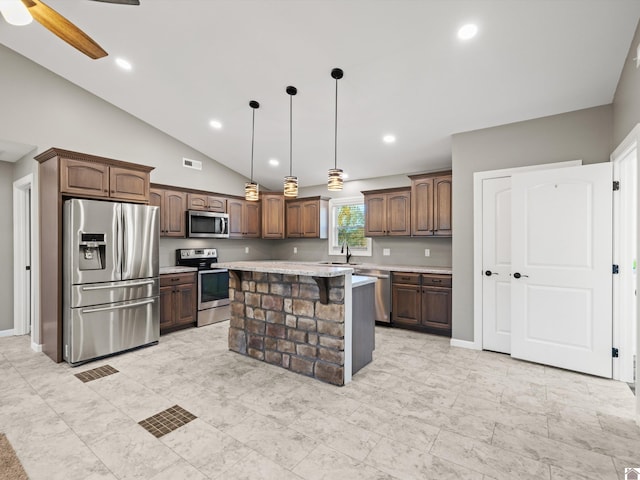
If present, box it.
[82,298,154,314]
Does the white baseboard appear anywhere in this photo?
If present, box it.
[0,329,15,337]
[31,342,42,353]
[450,338,481,350]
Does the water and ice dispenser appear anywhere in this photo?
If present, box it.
[78,233,106,271]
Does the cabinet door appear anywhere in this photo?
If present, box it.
[159,285,175,331]
[433,175,452,236]
[262,195,285,239]
[175,282,197,326]
[228,199,245,238]
[411,177,434,236]
[286,202,303,238]
[392,284,421,325]
[364,194,387,236]
[421,286,452,333]
[386,191,411,235]
[164,191,187,237]
[207,196,227,213]
[187,193,208,211]
[109,167,149,202]
[244,201,261,237]
[302,201,320,238]
[60,158,109,197]
[149,188,165,235]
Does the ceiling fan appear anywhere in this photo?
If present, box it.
[0,0,140,59]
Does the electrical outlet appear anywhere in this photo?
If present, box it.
[424,249,430,257]
[293,247,298,254]
[245,247,249,254]
[383,248,391,256]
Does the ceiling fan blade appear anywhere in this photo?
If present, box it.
[89,0,140,5]
[21,0,108,59]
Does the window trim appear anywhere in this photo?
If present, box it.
[327,196,372,257]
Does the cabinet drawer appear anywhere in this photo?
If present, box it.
[160,272,196,287]
[421,274,452,287]
[392,272,420,285]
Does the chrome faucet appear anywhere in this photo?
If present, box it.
[341,241,352,264]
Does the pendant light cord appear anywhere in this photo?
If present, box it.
[334,77,338,170]
[250,107,255,182]
[289,94,293,177]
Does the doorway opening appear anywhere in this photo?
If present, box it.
[13,174,36,348]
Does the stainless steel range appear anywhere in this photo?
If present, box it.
[176,248,230,326]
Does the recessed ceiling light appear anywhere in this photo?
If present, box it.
[269,158,279,167]
[458,23,478,40]
[209,120,222,130]
[115,57,132,71]
[383,135,396,144]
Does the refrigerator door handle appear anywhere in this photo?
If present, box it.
[81,280,155,291]
[82,298,155,314]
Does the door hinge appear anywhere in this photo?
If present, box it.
[613,264,619,274]
[613,180,620,191]
[612,347,619,358]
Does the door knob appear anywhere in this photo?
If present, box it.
[513,272,529,279]
[485,270,498,276]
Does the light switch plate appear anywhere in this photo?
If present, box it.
[245,247,249,254]
[424,249,430,257]
[294,247,298,254]
[383,248,391,256]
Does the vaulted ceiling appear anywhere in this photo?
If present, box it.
[1,0,639,188]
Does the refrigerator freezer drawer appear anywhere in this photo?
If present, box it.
[64,296,159,366]
[70,278,159,308]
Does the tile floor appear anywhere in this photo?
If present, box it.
[1,322,639,480]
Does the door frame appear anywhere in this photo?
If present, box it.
[471,160,582,351]
[611,123,639,384]
[13,174,35,342]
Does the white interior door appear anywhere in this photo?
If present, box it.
[511,163,613,378]
[482,176,512,353]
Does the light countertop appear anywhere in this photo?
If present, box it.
[216,261,353,278]
[352,275,377,287]
[159,266,198,275]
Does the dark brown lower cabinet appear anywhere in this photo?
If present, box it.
[391,272,451,337]
[160,273,197,333]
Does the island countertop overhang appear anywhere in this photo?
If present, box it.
[216,261,353,277]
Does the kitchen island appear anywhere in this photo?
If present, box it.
[216,261,375,386]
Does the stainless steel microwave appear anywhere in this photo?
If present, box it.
[187,211,229,238]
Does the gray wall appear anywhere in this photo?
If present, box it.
[0,44,255,340]
[613,20,640,146]
[611,18,640,418]
[451,104,614,341]
[0,162,14,331]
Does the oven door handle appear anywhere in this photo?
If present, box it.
[82,298,155,314]
[81,280,155,291]
[198,269,228,274]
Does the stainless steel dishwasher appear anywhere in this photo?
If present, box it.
[352,268,391,324]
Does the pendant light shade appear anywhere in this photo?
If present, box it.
[328,67,344,191]
[284,85,298,198]
[245,100,260,201]
[327,168,344,191]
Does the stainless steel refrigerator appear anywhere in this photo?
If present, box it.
[63,198,160,366]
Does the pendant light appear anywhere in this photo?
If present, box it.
[328,67,344,191]
[284,85,298,198]
[245,100,260,201]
